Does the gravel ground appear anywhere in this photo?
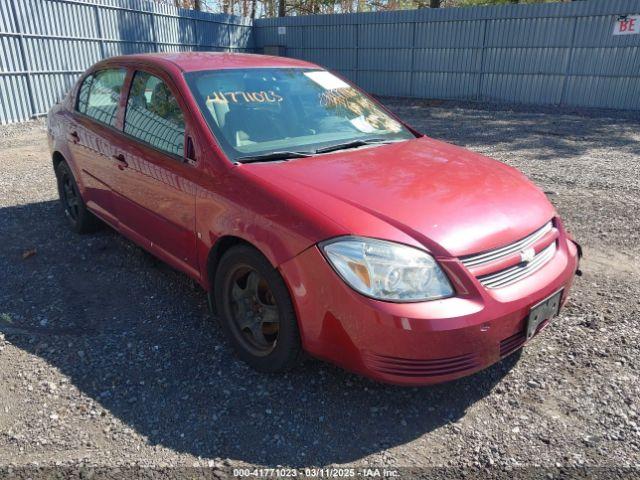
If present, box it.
[1,101,639,476]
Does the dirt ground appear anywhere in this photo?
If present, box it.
[1,100,639,476]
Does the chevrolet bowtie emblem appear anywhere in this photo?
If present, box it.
[520,247,536,264]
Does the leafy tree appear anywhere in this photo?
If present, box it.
[457,0,569,6]
[163,0,575,16]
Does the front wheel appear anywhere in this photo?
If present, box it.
[55,161,100,233]
[214,245,303,372]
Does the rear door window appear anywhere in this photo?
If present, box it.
[76,74,93,114]
[124,71,185,157]
[80,69,126,127]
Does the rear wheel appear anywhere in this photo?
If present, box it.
[214,245,303,372]
[55,161,100,233]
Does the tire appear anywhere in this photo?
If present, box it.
[55,160,100,234]
[214,245,303,372]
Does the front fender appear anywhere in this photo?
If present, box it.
[194,167,345,289]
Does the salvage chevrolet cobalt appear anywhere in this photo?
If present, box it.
[47,53,581,385]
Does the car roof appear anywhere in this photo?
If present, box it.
[100,52,320,73]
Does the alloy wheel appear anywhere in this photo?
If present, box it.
[226,266,280,356]
[61,173,80,221]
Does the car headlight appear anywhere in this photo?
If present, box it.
[319,237,454,302]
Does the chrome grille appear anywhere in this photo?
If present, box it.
[460,221,553,269]
[477,242,556,289]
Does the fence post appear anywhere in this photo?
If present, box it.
[354,21,359,86]
[150,13,159,52]
[192,17,198,52]
[7,0,37,118]
[477,17,488,102]
[409,19,416,98]
[559,15,579,107]
[94,4,106,59]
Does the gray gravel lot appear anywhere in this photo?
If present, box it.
[1,100,639,475]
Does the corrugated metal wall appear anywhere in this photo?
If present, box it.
[254,0,640,110]
[0,0,253,124]
[3,0,640,123]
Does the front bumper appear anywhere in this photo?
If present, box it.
[279,229,580,386]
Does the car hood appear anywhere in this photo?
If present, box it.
[240,136,555,257]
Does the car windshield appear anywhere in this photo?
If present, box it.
[184,68,415,162]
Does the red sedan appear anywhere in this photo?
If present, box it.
[47,53,581,385]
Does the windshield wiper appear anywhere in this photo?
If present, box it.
[312,138,399,154]
[235,151,314,164]
[235,138,405,164]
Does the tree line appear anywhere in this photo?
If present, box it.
[170,0,577,18]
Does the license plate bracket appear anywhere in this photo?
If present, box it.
[526,289,563,339]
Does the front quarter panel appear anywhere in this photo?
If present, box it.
[195,165,346,289]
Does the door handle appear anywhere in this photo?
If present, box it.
[68,131,79,143]
[112,154,128,170]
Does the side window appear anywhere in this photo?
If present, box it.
[82,69,126,127]
[124,71,185,157]
[76,74,93,114]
